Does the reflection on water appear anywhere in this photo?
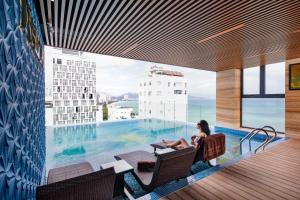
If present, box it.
[217,134,240,164]
[46,120,194,171]
[46,119,252,171]
[53,124,97,145]
[54,146,86,157]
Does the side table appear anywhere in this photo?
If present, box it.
[100,159,133,198]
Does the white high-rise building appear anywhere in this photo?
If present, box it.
[45,47,97,125]
[139,66,187,122]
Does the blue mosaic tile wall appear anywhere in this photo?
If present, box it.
[0,0,45,199]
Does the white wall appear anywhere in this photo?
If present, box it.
[45,107,53,126]
[139,68,188,122]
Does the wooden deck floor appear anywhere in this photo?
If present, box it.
[161,139,300,200]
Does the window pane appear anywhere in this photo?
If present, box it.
[242,98,285,132]
[265,62,285,94]
[243,67,260,94]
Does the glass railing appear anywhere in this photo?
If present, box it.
[98,99,216,127]
[187,100,216,128]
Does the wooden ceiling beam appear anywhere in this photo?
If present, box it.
[90,0,129,52]
[70,0,89,49]
[59,0,66,47]
[63,0,73,48]
[36,0,300,71]
[84,0,119,51]
[66,0,81,49]
[46,0,53,45]
[73,0,97,50]
[93,0,149,54]
[38,0,49,44]
[75,0,100,50]
[101,0,171,55]
[54,0,58,46]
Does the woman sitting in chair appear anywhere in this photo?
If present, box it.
[163,120,211,150]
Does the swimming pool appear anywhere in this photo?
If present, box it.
[45,119,263,172]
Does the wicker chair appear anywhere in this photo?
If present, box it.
[115,146,196,192]
[36,162,116,200]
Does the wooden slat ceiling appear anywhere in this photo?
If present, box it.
[36,0,300,71]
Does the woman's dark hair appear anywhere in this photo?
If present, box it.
[197,120,211,135]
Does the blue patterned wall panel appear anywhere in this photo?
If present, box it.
[0,0,45,199]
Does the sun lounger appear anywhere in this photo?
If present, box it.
[150,133,226,164]
[36,162,116,200]
[115,147,196,192]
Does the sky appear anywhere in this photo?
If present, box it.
[243,62,285,94]
[91,53,216,99]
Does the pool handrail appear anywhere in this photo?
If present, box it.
[239,128,262,154]
[249,128,270,152]
[261,126,278,150]
[251,129,269,154]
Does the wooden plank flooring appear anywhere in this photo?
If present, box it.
[161,139,300,200]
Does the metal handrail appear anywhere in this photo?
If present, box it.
[252,129,270,154]
[248,128,270,152]
[240,126,277,154]
[239,128,261,154]
[261,126,277,150]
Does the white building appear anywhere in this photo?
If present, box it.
[123,94,129,101]
[97,92,111,104]
[139,66,188,122]
[108,105,133,120]
[45,47,97,125]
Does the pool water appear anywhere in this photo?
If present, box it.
[45,119,260,172]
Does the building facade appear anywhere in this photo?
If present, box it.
[108,105,134,120]
[139,66,188,122]
[45,47,97,125]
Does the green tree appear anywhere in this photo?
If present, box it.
[102,102,108,120]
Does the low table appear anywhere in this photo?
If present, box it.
[100,160,133,198]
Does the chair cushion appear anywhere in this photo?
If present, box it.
[47,162,94,184]
[38,167,115,200]
[197,134,226,161]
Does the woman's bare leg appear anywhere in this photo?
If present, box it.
[163,138,189,148]
[162,139,181,147]
[178,138,190,148]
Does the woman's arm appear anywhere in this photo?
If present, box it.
[193,142,200,149]
[194,135,206,150]
[190,135,196,145]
